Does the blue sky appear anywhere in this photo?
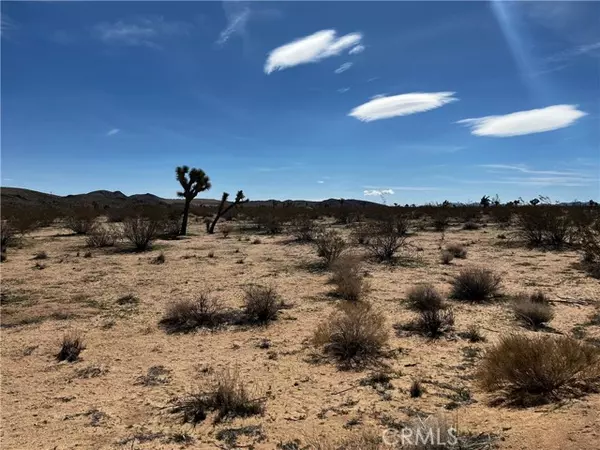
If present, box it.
[1,1,599,204]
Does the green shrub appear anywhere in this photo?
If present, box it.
[314,229,347,266]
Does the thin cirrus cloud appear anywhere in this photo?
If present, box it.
[349,92,458,122]
[264,29,362,74]
[92,16,191,48]
[106,128,120,136]
[349,44,365,55]
[457,105,587,137]
[216,2,250,45]
[334,62,353,74]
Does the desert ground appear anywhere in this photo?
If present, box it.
[1,216,599,450]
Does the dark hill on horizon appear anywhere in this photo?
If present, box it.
[1,187,383,210]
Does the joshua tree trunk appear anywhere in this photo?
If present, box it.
[208,191,248,234]
[180,199,191,236]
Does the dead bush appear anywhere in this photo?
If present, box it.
[445,243,467,259]
[366,222,408,262]
[314,229,347,266]
[515,207,574,249]
[243,286,282,324]
[290,216,316,242]
[581,219,600,278]
[86,225,119,248]
[160,295,230,333]
[56,334,85,362]
[122,216,161,251]
[409,379,424,398]
[171,369,264,424]
[512,296,554,329]
[411,308,455,338]
[330,255,368,301]
[312,302,388,368]
[477,334,600,405]
[406,284,445,312]
[463,221,480,230]
[450,268,501,302]
[64,209,98,235]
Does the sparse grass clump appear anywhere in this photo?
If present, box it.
[414,308,455,338]
[406,284,445,312]
[461,324,485,343]
[172,369,264,424]
[365,222,408,262]
[314,229,347,266]
[243,286,282,324]
[330,255,368,301]
[151,251,166,264]
[290,216,316,242]
[450,267,501,302]
[32,251,48,260]
[56,334,85,362]
[160,294,229,333]
[445,243,467,259]
[512,296,554,329]
[409,379,424,398]
[463,221,480,230]
[440,250,454,264]
[312,302,388,368]
[477,334,600,405]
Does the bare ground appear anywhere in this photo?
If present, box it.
[1,220,599,449]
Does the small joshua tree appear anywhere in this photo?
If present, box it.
[207,190,249,234]
[176,166,211,236]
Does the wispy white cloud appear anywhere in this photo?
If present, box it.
[349,44,365,55]
[264,29,362,74]
[216,2,250,46]
[107,128,120,136]
[477,163,597,187]
[1,13,18,38]
[334,62,353,74]
[317,180,325,184]
[337,87,350,94]
[349,92,458,122]
[93,16,191,48]
[364,189,394,196]
[458,105,587,137]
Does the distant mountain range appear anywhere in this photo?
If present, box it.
[0,187,382,210]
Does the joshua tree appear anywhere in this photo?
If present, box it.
[480,195,491,208]
[207,190,249,234]
[176,166,211,236]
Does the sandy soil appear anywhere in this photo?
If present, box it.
[1,219,599,449]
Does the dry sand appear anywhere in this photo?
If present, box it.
[1,220,599,449]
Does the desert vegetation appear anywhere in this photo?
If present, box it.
[1,188,600,449]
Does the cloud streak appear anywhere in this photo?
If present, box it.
[349,44,365,55]
[216,2,250,45]
[93,16,191,48]
[107,128,120,136]
[334,62,353,74]
[364,189,394,196]
[349,92,458,122]
[458,105,587,137]
[265,29,362,74]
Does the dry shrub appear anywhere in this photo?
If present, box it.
[409,379,424,398]
[32,251,48,260]
[512,296,554,329]
[151,251,166,265]
[445,243,467,259]
[314,229,347,266]
[290,216,316,242]
[406,284,445,312]
[515,207,573,249]
[461,325,485,343]
[530,290,550,304]
[243,286,282,324]
[312,302,388,368]
[477,334,600,405]
[330,254,368,301]
[64,209,98,235]
[86,225,119,248]
[122,216,161,251]
[350,222,373,245]
[414,308,455,338]
[366,222,408,262]
[1,219,16,261]
[463,221,480,230]
[581,219,600,278]
[56,334,85,362]
[160,295,229,333]
[440,250,454,264]
[450,268,501,302]
[172,369,264,424]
